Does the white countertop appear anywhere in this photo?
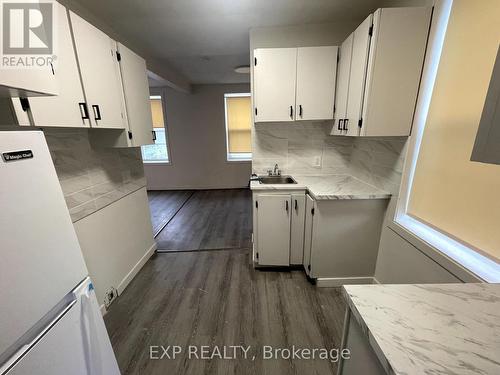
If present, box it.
[250,174,391,200]
[343,283,500,375]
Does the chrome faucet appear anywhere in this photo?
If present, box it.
[267,163,281,176]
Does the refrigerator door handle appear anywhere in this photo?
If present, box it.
[0,298,77,375]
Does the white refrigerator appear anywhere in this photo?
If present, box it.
[0,131,121,375]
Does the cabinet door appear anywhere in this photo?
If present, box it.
[290,194,306,265]
[0,1,56,97]
[69,11,125,129]
[26,4,89,128]
[256,194,291,266]
[296,46,338,121]
[253,48,297,122]
[332,34,354,136]
[345,14,373,137]
[117,43,154,146]
[302,194,314,276]
[361,7,431,136]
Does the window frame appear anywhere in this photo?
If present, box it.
[393,0,500,283]
[142,92,172,165]
[224,92,252,162]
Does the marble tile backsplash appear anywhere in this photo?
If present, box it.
[43,128,146,222]
[252,121,407,194]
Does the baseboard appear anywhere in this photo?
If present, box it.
[316,277,375,287]
[373,277,381,284]
[117,241,157,296]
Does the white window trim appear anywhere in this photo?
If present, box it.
[142,91,171,164]
[224,93,252,162]
[394,0,500,283]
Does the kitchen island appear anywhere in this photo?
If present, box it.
[339,283,500,375]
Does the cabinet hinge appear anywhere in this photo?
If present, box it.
[254,57,257,66]
[358,118,363,128]
[128,131,133,140]
[255,201,258,208]
[256,252,259,259]
[311,208,315,215]
[19,97,30,112]
[254,107,257,116]
[368,25,373,36]
[307,264,311,271]
[116,51,121,61]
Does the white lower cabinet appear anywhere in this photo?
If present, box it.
[304,198,388,282]
[303,194,315,276]
[254,191,388,280]
[256,194,291,266]
[253,191,306,267]
[290,194,306,265]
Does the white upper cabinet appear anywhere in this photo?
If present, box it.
[333,7,431,137]
[345,14,373,137]
[361,7,432,136]
[18,4,88,128]
[90,43,155,148]
[69,11,125,129]
[332,34,353,135]
[296,46,338,121]
[253,48,297,122]
[253,46,338,123]
[0,1,57,98]
[117,43,154,146]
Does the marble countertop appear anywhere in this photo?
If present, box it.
[250,174,391,200]
[343,283,500,375]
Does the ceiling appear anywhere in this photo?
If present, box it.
[71,0,383,85]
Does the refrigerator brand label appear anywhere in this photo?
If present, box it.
[2,150,33,162]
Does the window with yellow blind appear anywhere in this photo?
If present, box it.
[141,95,170,163]
[395,0,500,282]
[224,93,252,161]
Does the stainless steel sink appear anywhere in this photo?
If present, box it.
[259,175,297,184]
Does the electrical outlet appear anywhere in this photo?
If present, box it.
[104,287,118,309]
[313,155,322,168]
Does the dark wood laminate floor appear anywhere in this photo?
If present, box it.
[154,189,252,251]
[147,190,194,236]
[104,249,346,375]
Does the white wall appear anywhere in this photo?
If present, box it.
[144,84,252,190]
[74,187,156,308]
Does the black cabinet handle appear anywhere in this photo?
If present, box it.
[338,119,343,131]
[289,106,293,118]
[299,105,303,117]
[92,105,101,121]
[79,103,89,120]
[285,200,289,212]
[152,130,157,141]
[295,199,298,211]
[343,119,348,131]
